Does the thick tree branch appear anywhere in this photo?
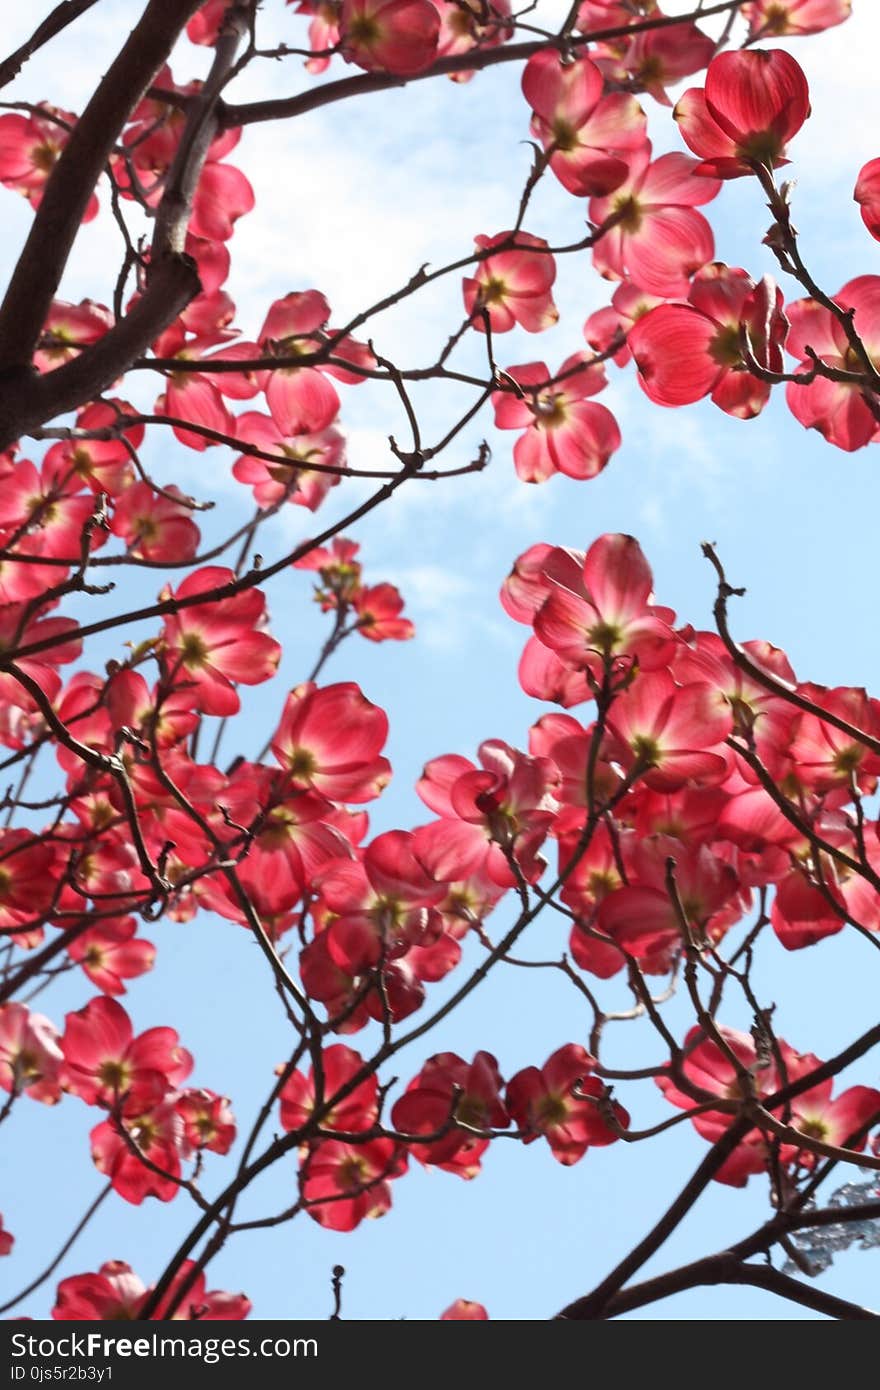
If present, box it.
[0,0,203,381]
[604,1253,879,1320]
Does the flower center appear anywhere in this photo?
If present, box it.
[613,194,643,233]
[287,746,317,779]
[98,1058,129,1092]
[180,630,209,669]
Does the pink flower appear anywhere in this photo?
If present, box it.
[0,105,98,220]
[36,299,114,372]
[629,264,788,418]
[533,532,676,679]
[855,158,880,241]
[339,0,440,74]
[353,583,415,641]
[593,22,715,107]
[110,483,200,563]
[416,739,559,886]
[259,291,342,436]
[0,1002,63,1105]
[589,146,719,296]
[441,1299,489,1319]
[392,1050,508,1178]
[280,1043,378,1133]
[90,1101,185,1204]
[175,1089,237,1155]
[492,355,620,483]
[300,1137,407,1230]
[595,835,741,973]
[52,1260,250,1320]
[67,917,156,996]
[743,0,851,38]
[463,232,558,333]
[60,996,192,1110]
[160,568,282,716]
[187,0,230,45]
[317,831,445,973]
[674,49,811,179]
[507,1044,628,1164]
[605,671,733,791]
[271,681,391,802]
[434,0,512,77]
[233,411,345,511]
[521,51,646,198]
[785,276,880,450]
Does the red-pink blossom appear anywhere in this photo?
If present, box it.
[532,532,676,679]
[317,831,445,973]
[463,232,558,333]
[110,483,200,562]
[629,264,788,418]
[434,0,512,76]
[589,146,719,296]
[507,1044,628,1164]
[280,1043,378,1133]
[90,1099,185,1204]
[605,671,733,791]
[36,299,114,372]
[259,291,342,436]
[674,49,811,179]
[187,0,230,44]
[743,0,851,38]
[416,739,559,886]
[595,835,741,973]
[855,158,880,241]
[353,582,415,640]
[0,104,98,219]
[67,917,156,996]
[233,411,344,511]
[0,1002,63,1105]
[272,681,391,802]
[61,996,192,1110]
[441,1298,489,1319]
[785,277,880,450]
[584,282,665,367]
[593,22,715,107]
[160,568,281,716]
[52,1260,250,1320]
[492,356,620,483]
[392,1050,508,1176]
[522,51,646,198]
[42,400,140,496]
[339,0,440,74]
[300,1137,407,1230]
[175,1089,237,1155]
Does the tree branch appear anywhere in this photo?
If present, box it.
[0,0,103,92]
[220,2,748,128]
[0,0,203,382]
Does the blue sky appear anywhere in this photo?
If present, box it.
[2,0,880,1322]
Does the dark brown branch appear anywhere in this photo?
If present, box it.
[0,0,203,380]
[604,1254,879,1321]
[556,1118,751,1319]
[221,2,747,128]
[703,542,880,758]
[0,0,102,91]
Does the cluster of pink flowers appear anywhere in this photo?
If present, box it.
[4,522,880,1302]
